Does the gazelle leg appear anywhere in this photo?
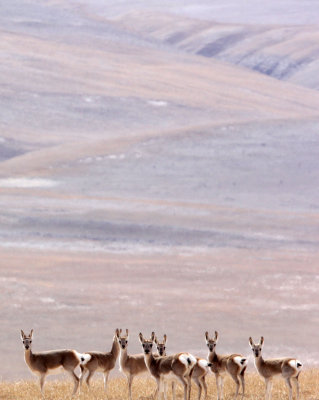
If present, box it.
[201,376,208,400]
[285,377,293,400]
[79,365,85,394]
[86,369,95,388]
[265,378,273,400]
[156,378,162,400]
[172,381,176,400]
[292,376,300,400]
[187,375,192,400]
[68,370,80,397]
[240,369,246,398]
[103,371,110,393]
[39,374,46,399]
[177,376,188,400]
[127,374,133,400]
[230,374,240,400]
[163,379,168,400]
[215,374,220,400]
[220,375,225,400]
[159,378,164,400]
[194,377,202,400]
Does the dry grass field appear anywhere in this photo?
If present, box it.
[1,370,319,400]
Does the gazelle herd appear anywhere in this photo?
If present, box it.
[20,329,302,400]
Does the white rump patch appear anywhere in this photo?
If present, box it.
[77,352,91,365]
[288,359,302,370]
[179,353,196,369]
[198,359,210,369]
[233,356,248,368]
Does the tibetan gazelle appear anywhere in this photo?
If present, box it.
[155,334,211,400]
[118,329,149,400]
[139,332,196,400]
[154,334,176,400]
[79,328,120,393]
[20,329,88,398]
[249,336,302,400]
[205,331,247,400]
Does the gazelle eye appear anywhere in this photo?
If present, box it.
[142,344,145,348]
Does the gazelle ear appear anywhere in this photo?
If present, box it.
[154,336,158,345]
[214,331,219,342]
[260,336,264,346]
[205,331,209,341]
[139,332,144,344]
[30,329,33,338]
[249,337,254,347]
[163,334,167,344]
[151,332,155,342]
[126,329,129,338]
[115,328,120,338]
[20,330,25,340]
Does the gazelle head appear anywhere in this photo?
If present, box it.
[249,336,264,357]
[117,329,129,350]
[21,329,33,350]
[205,331,218,352]
[139,332,155,355]
[155,334,167,356]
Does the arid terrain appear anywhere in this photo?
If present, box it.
[1,370,319,400]
[0,0,318,386]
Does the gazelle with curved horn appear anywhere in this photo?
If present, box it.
[79,328,120,393]
[205,331,247,400]
[139,332,196,400]
[249,336,302,400]
[20,329,88,398]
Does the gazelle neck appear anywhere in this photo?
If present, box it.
[208,348,218,362]
[24,348,33,366]
[111,336,119,359]
[143,351,154,369]
[120,346,128,362]
[254,353,264,368]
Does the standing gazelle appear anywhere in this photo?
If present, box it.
[205,331,247,400]
[118,329,149,400]
[20,329,88,398]
[154,334,176,400]
[249,336,302,400]
[79,328,120,393]
[155,334,211,400]
[139,332,196,400]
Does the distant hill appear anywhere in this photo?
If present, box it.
[114,12,319,91]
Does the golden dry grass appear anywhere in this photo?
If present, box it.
[1,370,318,400]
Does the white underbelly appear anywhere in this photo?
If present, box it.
[96,366,107,373]
[163,371,179,381]
[47,366,65,375]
